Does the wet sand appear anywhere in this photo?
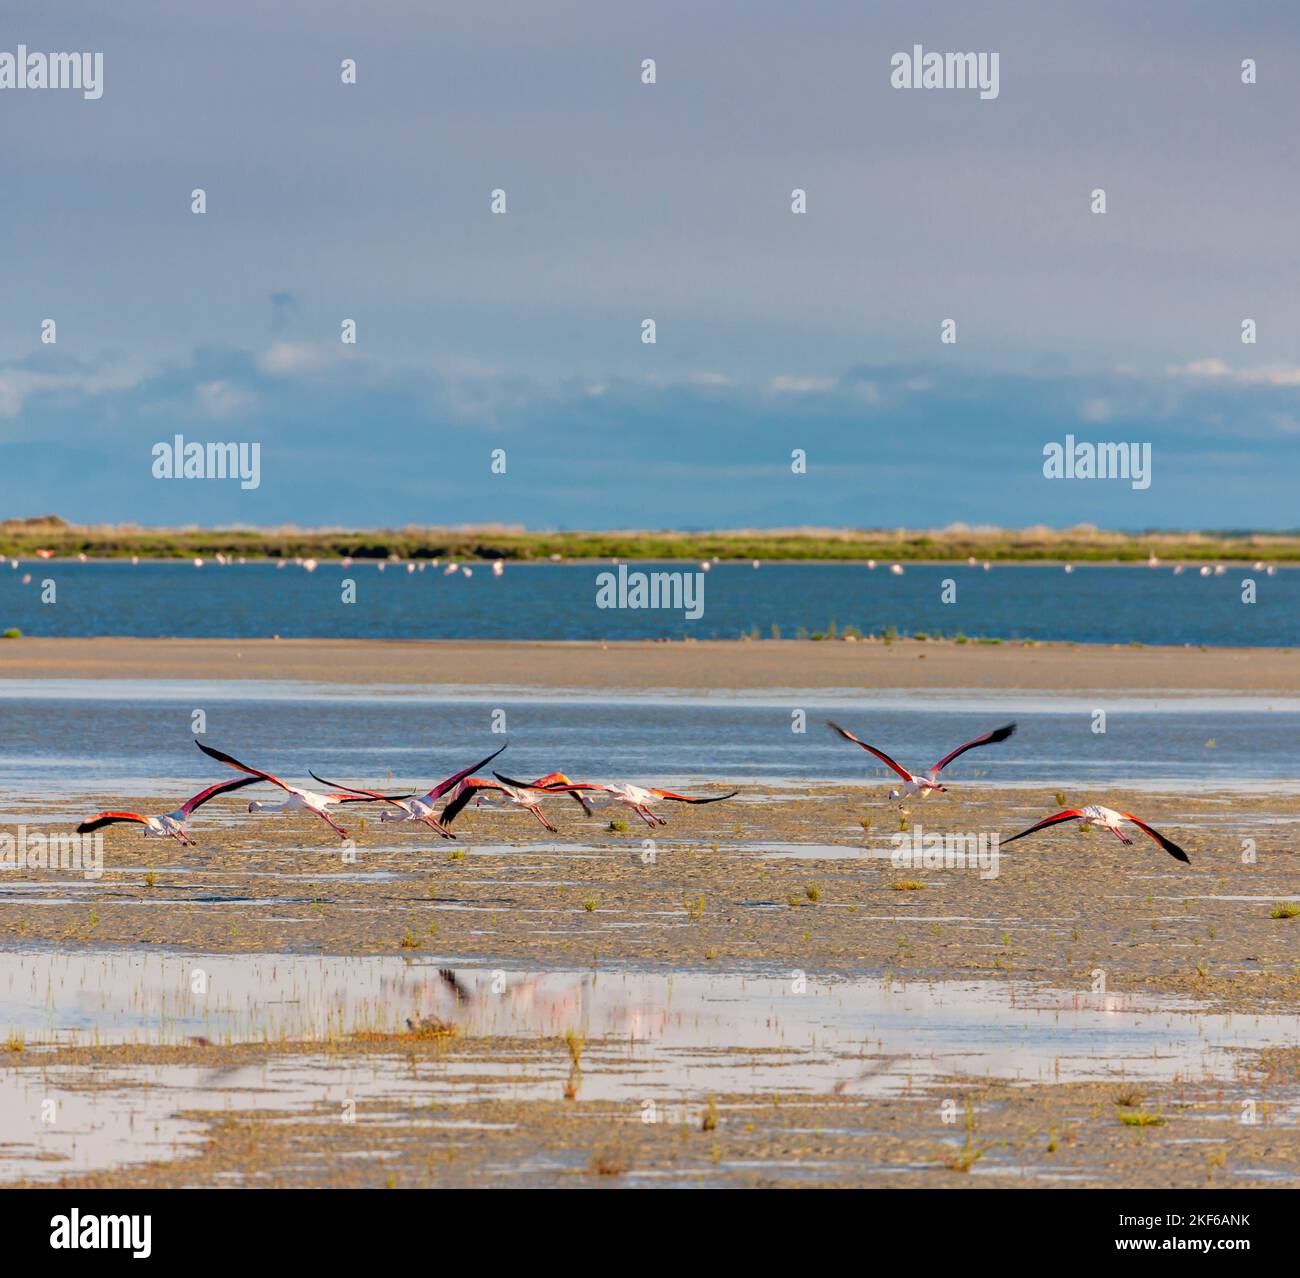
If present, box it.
[2,637,1296,1188]
[11,1039,1300,1189]
[4,784,1297,1011]
[2,635,1297,692]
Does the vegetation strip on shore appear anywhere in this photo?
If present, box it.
[4,515,1300,562]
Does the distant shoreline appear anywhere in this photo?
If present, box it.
[2,636,1295,693]
[3,520,1299,564]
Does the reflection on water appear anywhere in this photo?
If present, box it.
[1,948,1298,1181]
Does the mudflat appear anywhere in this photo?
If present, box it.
[1,635,1297,692]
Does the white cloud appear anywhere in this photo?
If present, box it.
[1080,396,1112,422]
[256,341,335,376]
[768,375,835,394]
[0,378,20,417]
[1168,358,1300,387]
[196,379,256,418]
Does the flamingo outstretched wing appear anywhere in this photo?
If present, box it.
[529,772,598,814]
[1000,810,1085,845]
[1122,813,1190,863]
[306,771,414,808]
[178,775,261,815]
[928,722,1017,779]
[439,779,503,827]
[494,771,610,817]
[825,722,914,782]
[423,744,509,802]
[648,788,740,804]
[77,811,149,834]
[195,741,294,793]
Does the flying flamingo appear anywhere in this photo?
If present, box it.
[1001,804,1189,863]
[827,721,1016,805]
[76,776,260,845]
[196,741,410,840]
[523,772,597,816]
[439,776,562,832]
[308,744,508,838]
[493,772,739,828]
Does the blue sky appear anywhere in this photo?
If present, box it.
[2,0,1298,529]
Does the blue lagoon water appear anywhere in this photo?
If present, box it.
[1,560,1296,646]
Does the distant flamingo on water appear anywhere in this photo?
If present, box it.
[1001,804,1189,863]
[76,776,259,845]
[309,744,508,838]
[196,741,410,840]
[827,721,1017,805]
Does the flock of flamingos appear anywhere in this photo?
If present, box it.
[74,724,1191,863]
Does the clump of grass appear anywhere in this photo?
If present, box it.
[892,880,925,891]
[859,815,872,833]
[401,1016,457,1041]
[399,929,419,949]
[448,848,466,862]
[942,1131,992,1173]
[701,1097,720,1132]
[4,1031,23,1053]
[685,894,705,920]
[143,871,158,889]
[804,883,821,903]
[2,628,21,639]
[582,897,599,912]
[587,1146,627,1176]
[607,819,629,833]
[1053,790,1068,808]
[1118,1108,1166,1127]
[565,1029,584,1068]
[1270,902,1300,919]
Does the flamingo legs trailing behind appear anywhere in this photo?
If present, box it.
[196,741,411,840]
[826,721,1016,807]
[76,775,260,845]
[1001,804,1190,863]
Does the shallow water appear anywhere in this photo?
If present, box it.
[2,560,1297,645]
[1,948,1296,1182]
[1,680,1295,796]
